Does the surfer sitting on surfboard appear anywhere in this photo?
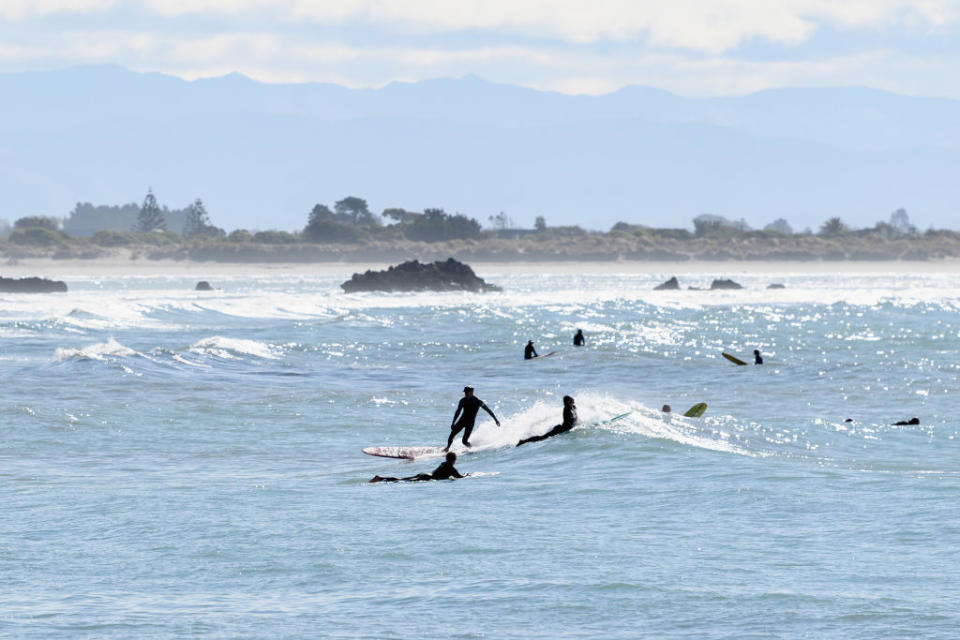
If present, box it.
[446,386,501,451]
[754,349,763,364]
[524,340,538,359]
[370,452,467,483]
[517,395,578,446]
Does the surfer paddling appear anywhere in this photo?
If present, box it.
[446,386,501,451]
[517,395,578,446]
[524,340,538,359]
[370,452,467,483]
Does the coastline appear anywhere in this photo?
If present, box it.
[5,255,960,279]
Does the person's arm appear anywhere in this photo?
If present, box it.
[452,467,466,478]
[481,401,501,427]
[451,399,464,426]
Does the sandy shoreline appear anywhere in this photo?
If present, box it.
[5,256,960,279]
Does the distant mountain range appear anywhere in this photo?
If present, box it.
[2,64,959,231]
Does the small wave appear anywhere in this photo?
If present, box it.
[438,392,754,457]
[54,337,138,362]
[188,336,281,360]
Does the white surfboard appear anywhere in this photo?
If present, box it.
[527,351,558,360]
[362,445,447,460]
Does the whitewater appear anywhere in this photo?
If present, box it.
[2,263,958,639]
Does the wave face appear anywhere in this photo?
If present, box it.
[2,268,960,639]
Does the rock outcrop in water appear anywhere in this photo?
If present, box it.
[653,277,680,290]
[709,279,743,290]
[195,281,214,291]
[0,276,68,293]
[341,258,501,293]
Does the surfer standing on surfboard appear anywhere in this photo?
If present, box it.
[524,340,538,359]
[446,386,501,451]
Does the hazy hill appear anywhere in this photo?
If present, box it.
[2,65,959,231]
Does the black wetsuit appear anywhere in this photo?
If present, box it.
[448,396,499,448]
[754,352,763,365]
[370,460,465,483]
[429,458,465,480]
[573,331,585,346]
[517,404,578,445]
[524,344,538,359]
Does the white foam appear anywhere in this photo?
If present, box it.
[54,337,137,362]
[447,392,753,457]
[188,336,281,360]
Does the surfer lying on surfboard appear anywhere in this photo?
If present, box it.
[517,395,577,445]
[369,452,467,483]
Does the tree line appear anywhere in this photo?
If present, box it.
[0,187,936,248]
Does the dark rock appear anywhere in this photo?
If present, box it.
[654,276,680,290]
[195,281,214,291]
[0,276,68,293]
[709,279,743,290]
[341,258,502,293]
[767,283,786,289]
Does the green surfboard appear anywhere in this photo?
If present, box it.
[683,402,707,418]
[722,352,747,366]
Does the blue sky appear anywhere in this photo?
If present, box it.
[1,0,958,97]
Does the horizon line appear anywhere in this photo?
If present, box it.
[3,62,957,103]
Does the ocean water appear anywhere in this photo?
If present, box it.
[2,266,959,639]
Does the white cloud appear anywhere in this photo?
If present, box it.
[128,0,960,52]
[2,1,959,99]
[0,0,117,19]
[4,27,958,101]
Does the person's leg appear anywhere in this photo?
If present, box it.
[447,423,464,450]
[370,475,400,483]
[461,422,475,446]
[517,425,562,446]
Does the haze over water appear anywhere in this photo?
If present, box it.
[2,264,958,638]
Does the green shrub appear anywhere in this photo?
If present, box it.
[129,230,179,246]
[8,227,69,247]
[252,230,298,244]
[91,230,134,247]
[14,216,60,231]
[228,229,253,243]
[302,221,366,244]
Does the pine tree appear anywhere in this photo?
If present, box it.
[134,189,166,232]
[183,198,211,237]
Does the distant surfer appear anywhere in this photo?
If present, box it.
[892,417,919,426]
[661,404,672,413]
[370,451,466,483]
[524,340,538,359]
[517,395,577,446]
[754,349,763,365]
[446,386,501,451]
[573,329,585,346]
